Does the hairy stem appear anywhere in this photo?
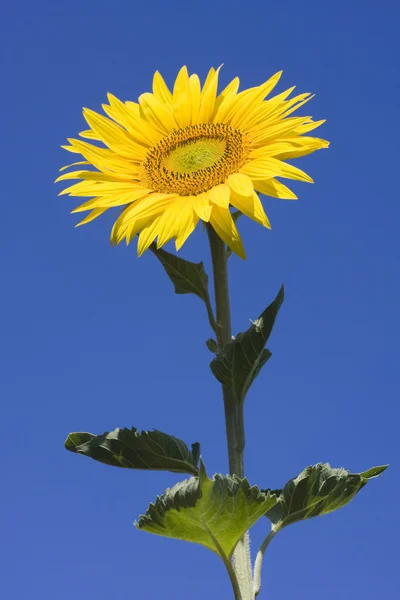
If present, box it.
[207,225,252,599]
[253,528,278,597]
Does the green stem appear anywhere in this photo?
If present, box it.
[207,225,252,599]
[207,225,244,475]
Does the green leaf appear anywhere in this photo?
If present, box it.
[359,465,388,479]
[137,461,277,559]
[65,427,200,476]
[264,463,388,530]
[210,286,284,403]
[206,338,219,353]
[150,244,210,303]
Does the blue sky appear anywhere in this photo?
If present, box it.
[2,1,399,598]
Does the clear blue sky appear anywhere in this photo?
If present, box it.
[2,1,399,598]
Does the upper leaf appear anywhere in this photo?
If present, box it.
[359,465,388,479]
[65,427,200,476]
[206,338,219,353]
[264,462,388,530]
[150,245,210,303]
[137,461,277,559]
[210,286,284,403]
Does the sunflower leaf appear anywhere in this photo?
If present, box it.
[206,338,219,353]
[136,461,277,558]
[210,285,284,403]
[150,245,210,303]
[264,462,388,530]
[65,427,200,476]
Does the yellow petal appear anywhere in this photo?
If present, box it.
[227,173,254,197]
[248,137,328,160]
[247,90,307,131]
[254,178,298,200]
[137,216,161,255]
[209,205,246,259]
[154,196,199,250]
[280,93,315,118]
[239,161,279,180]
[218,86,254,122]
[59,180,97,196]
[213,77,240,123]
[83,108,148,161]
[79,129,100,140]
[198,66,221,123]
[248,144,295,159]
[209,183,230,208]
[173,66,192,128]
[260,71,283,98]
[125,101,140,116]
[61,144,82,154]
[273,138,330,160]
[71,187,152,212]
[189,74,201,124]
[250,115,308,145]
[241,157,313,183]
[55,170,136,183]
[222,76,285,130]
[66,138,138,175]
[229,72,283,130]
[117,193,178,231]
[175,198,199,250]
[75,208,107,227]
[152,71,173,106]
[214,77,240,114]
[63,181,145,198]
[104,93,160,146]
[156,200,182,248]
[59,160,89,172]
[112,212,153,246]
[229,190,271,228]
[193,192,212,222]
[139,92,177,134]
[292,119,326,135]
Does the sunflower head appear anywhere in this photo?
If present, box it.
[56,66,328,258]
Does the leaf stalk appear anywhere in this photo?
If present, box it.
[253,527,278,597]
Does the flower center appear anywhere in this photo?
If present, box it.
[141,123,248,195]
[163,137,226,174]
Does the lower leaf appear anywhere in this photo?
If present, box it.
[137,460,277,559]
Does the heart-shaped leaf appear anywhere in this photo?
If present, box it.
[65,427,200,476]
[210,286,284,403]
[137,461,277,559]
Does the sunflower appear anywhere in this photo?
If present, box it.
[56,67,328,258]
